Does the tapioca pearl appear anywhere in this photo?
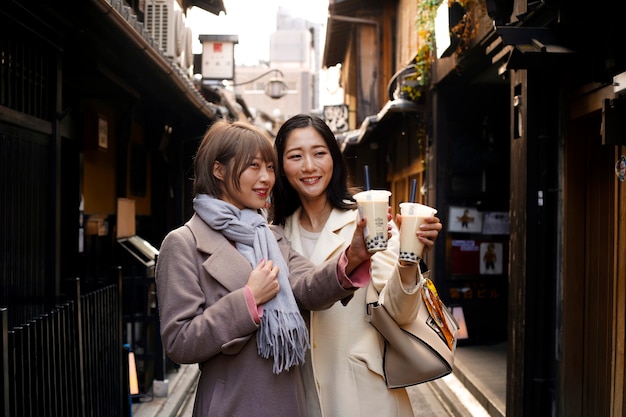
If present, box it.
[367,239,387,251]
[399,251,418,262]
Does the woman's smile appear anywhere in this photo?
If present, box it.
[301,176,322,185]
[282,127,333,202]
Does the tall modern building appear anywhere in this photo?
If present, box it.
[233,6,324,124]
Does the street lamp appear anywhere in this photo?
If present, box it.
[226,69,289,100]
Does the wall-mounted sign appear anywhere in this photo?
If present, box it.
[448,280,505,301]
[324,104,349,133]
[451,239,480,274]
[199,34,239,80]
[98,117,108,150]
[482,211,510,235]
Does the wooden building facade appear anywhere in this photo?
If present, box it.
[1,0,228,412]
[324,0,626,415]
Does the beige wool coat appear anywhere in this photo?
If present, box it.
[156,214,362,417]
[284,207,422,417]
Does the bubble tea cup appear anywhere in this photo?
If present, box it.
[353,190,392,252]
[398,202,437,263]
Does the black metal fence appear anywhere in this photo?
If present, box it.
[1,277,129,417]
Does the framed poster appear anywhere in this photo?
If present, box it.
[451,239,480,275]
[482,211,510,235]
[98,116,108,150]
[448,206,482,233]
[479,242,504,274]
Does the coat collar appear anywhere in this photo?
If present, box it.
[284,207,356,265]
[185,213,252,292]
[186,213,226,254]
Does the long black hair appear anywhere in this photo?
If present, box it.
[270,114,358,226]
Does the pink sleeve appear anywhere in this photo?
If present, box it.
[244,286,263,324]
[336,248,371,289]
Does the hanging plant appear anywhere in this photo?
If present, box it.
[395,0,485,104]
[399,76,426,103]
[413,0,443,87]
[412,0,486,86]
[393,0,441,105]
[449,0,487,55]
[389,64,425,103]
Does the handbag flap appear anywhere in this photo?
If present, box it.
[366,281,458,388]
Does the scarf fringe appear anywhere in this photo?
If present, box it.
[257,310,310,374]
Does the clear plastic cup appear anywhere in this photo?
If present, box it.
[353,190,392,252]
[398,202,437,263]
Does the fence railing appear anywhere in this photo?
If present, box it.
[1,276,129,417]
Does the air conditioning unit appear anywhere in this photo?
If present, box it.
[145,0,184,58]
[179,25,194,75]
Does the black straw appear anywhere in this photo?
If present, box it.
[410,179,417,203]
[364,165,370,190]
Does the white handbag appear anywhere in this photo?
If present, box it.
[365,273,459,388]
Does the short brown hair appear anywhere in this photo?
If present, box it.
[193,120,276,197]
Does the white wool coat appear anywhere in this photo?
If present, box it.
[283,207,422,417]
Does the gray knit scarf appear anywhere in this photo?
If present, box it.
[193,194,310,373]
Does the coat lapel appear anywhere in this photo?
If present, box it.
[285,207,356,265]
[186,214,252,293]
